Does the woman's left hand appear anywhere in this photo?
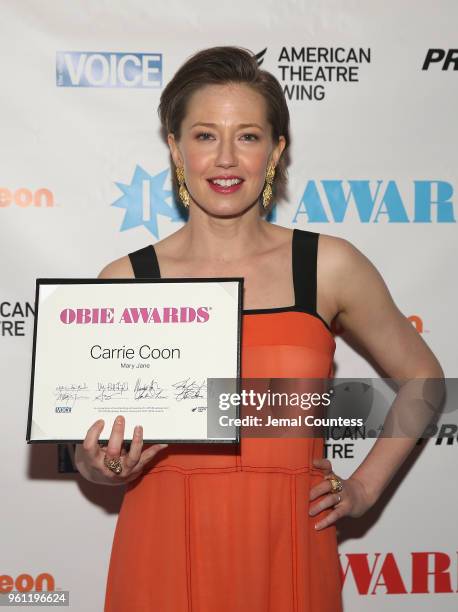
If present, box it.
[309,458,375,531]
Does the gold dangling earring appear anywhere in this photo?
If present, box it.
[262,163,276,209]
[176,165,190,208]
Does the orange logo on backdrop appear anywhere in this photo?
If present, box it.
[408,315,423,333]
[0,188,54,208]
[0,573,55,593]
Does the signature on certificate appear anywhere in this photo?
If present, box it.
[172,378,207,401]
[134,378,168,400]
[54,383,89,408]
[94,381,129,402]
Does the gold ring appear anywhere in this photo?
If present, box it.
[327,473,343,494]
[103,455,123,475]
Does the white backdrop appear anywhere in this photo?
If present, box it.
[1,1,457,610]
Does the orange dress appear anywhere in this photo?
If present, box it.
[104,229,342,611]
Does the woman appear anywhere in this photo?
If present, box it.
[75,46,443,611]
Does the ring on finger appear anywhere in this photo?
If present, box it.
[103,455,123,475]
[327,473,344,494]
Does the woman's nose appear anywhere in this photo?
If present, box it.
[215,138,237,167]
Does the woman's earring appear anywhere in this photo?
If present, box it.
[176,166,190,208]
[262,163,276,209]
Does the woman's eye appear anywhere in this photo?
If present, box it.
[241,134,259,141]
[196,132,214,140]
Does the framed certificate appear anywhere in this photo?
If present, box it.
[26,278,242,444]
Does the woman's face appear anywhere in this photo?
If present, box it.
[168,83,286,217]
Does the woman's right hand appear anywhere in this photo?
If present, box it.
[74,416,168,486]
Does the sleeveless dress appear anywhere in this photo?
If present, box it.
[104,228,342,612]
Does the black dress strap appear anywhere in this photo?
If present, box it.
[128,245,161,279]
[292,228,319,312]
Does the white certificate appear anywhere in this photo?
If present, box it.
[27,278,242,443]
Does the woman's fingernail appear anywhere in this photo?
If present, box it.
[115,417,123,425]
[159,444,168,449]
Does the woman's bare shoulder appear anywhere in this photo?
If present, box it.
[318,232,367,275]
[97,254,135,279]
[318,230,354,251]
[317,232,376,322]
[318,231,396,324]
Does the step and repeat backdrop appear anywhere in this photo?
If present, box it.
[1,1,457,610]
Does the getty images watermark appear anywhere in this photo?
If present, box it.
[205,378,449,439]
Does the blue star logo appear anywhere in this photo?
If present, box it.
[112,165,183,238]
